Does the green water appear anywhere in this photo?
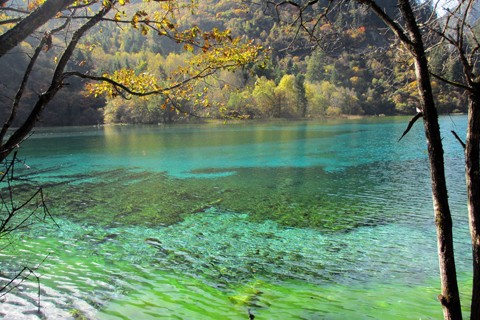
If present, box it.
[0,116,474,319]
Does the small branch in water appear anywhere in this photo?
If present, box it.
[398,111,423,142]
[451,130,466,149]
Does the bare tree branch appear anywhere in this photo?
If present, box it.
[0,7,31,16]
[430,71,470,90]
[0,18,70,145]
[0,0,76,58]
[0,37,46,145]
[451,130,466,149]
[398,111,423,142]
[0,3,112,161]
[357,0,414,51]
[0,18,22,25]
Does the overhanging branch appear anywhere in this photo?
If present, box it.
[358,0,414,51]
[64,67,219,97]
[0,3,112,161]
[430,71,470,91]
[0,0,76,58]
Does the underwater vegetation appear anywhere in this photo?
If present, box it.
[16,159,433,234]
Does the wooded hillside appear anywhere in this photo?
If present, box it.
[0,0,468,125]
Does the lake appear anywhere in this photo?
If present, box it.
[0,116,474,319]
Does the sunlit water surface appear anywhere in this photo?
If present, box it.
[0,116,474,319]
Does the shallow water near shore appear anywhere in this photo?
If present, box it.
[0,116,474,319]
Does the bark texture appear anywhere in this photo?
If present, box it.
[397,0,462,319]
[466,88,480,320]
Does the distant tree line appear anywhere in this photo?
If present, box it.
[0,0,467,126]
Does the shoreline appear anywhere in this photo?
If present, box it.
[25,112,468,129]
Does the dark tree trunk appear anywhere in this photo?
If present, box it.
[353,1,463,315]
[419,62,462,320]
[397,0,462,318]
[466,87,480,320]
[416,59,462,320]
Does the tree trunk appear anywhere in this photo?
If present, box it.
[419,63,462,320]
[415,56,462,320]
[397,0,462,318]
[466,87,480,320]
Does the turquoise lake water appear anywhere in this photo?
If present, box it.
[0,116,474,319]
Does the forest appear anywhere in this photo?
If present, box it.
[0,0,470,126]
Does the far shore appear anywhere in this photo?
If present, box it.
[84,112,467,128]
